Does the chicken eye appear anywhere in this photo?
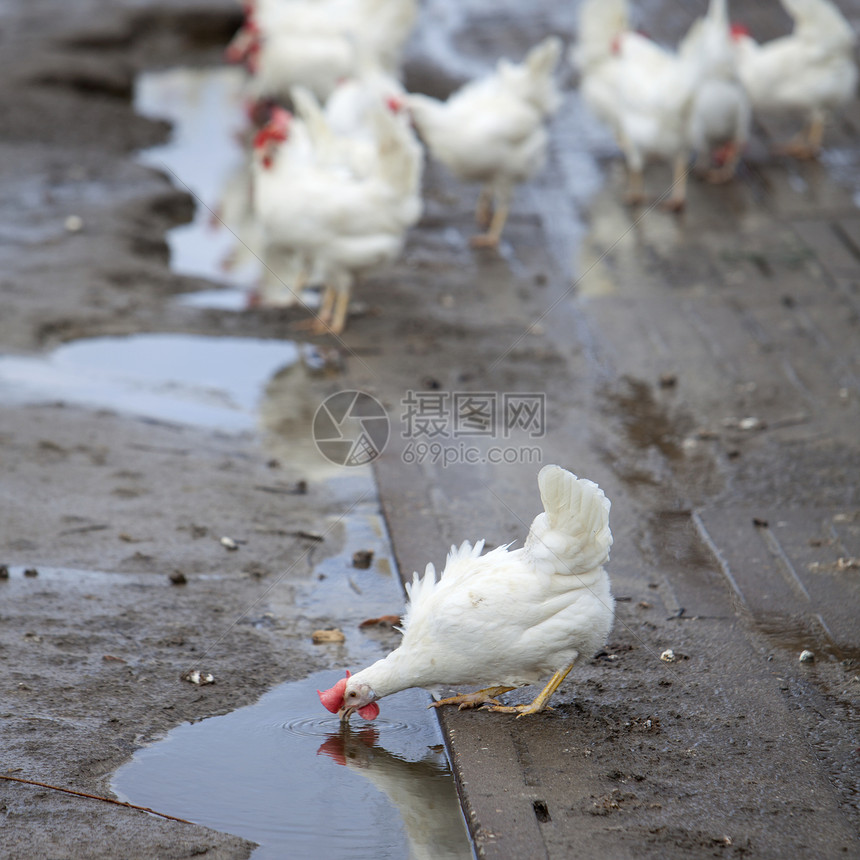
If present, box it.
[347,691,357,698]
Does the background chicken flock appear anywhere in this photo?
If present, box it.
[219,0,857,334]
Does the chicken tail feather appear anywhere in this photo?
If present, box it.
[525,465,612,576]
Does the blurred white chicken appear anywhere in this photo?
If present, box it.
[681,0,752,182]
[573,0,699,209]
[228,0,417,103]
[302,70,414,178]
[574,0,753,206]
[318,465,614,720]
[732,0,858,158]
[406,36,563,247]
[252,93,422,334]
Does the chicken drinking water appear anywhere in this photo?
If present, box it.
[318,465,614,720]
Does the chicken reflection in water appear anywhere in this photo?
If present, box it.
[318,726,473,860]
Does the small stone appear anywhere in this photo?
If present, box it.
[312,628,345,644]
[169,570,187,585]
[660,649,676,663]
[220,536,239,550]
[739,417,763,431]
[659,373,677,389]
[23,568,39,578]
[352,549,374,569]
[799,649,815,663]
[637,601,652,610]
[64,215,84,232]
[0,565,9,580]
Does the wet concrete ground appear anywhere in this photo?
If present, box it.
[1,0,859,857]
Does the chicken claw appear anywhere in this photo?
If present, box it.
[481,663,575,717]
[429,686,516,710]
[481,702,556,718]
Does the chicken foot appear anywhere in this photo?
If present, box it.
[482,663,575,718]
[429,686,517,711]
[470,201,510,248]
[774,114,825,160]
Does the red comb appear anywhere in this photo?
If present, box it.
[318,670,351,713]
[386,95,404,113]
[730,22,751,39]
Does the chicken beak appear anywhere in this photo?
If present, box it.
[337,705,355,722]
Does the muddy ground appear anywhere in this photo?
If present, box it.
[1,0,859,858]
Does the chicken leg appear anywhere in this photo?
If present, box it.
[295,284,336,333]
[470,191,510,248]
[623,168,646,206]
[482,663,575,718]
[429,686,517,711]
[327,285,352,336]
[474,186,494,229]
[660,153,688,212]
[775,113,825,160]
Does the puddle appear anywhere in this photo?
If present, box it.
[135,66,259,296]
[0,564,161,592]
[113,673,471,860]
[113,506,473,859]
[0,333,299,433]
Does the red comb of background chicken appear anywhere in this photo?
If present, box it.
[386,95,405,113]
[730,22,751,40]
[317,670,381,719]
[253,107,291,151]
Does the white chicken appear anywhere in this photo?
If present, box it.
[681,0,752,183]
[318,465,614,720]
[294,71,415,179]
[405,36,563,247]
[574,0,700,209]
[732,0,858,158]
[252,95,422,334]
[229,0,418,103]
